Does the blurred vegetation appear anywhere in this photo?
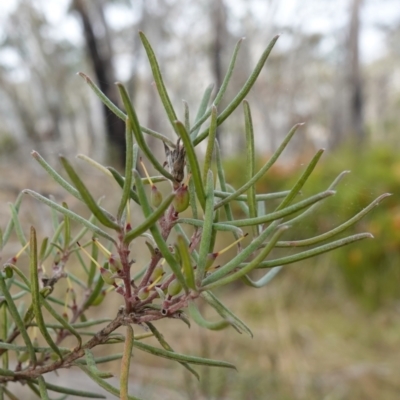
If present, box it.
[224,142,400,310]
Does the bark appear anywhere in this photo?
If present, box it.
[331,0,364,147]
[72,0,126,165]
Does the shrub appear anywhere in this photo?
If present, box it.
[0,32,388,399]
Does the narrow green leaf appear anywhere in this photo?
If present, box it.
[60,156,120,231]
[177,235,196,290]
[142,127,176,147]
[214,123,303,210]
[2,192,22,249]
[30,227,62,360]
[37,378,107,399]
[1,304,8,370]
[194,35,280,146]
[191,83,214,139]
[276,193,391,247]
[188,301,230,331]
[191,38,243,137]
[78,72,175,147]
[0,342,69,353]
[87,242,98,287]
[202,220,280,286]
[201,291,253,337]
[124,193,175,244]
[196,170,215,285]
[174,121,206,210]
[132,340,236,369]
[84,349,106,375]
[84,276,105,309]
[220,190,335,227]
[39,236,49,262]
[31,151,81,199]
[75,353,124,365]
[71,212,99,246]
[202,106,218,186]
[133,171,187,289]
[79,365,142,400]
[3,386,20,400]
[213,37,244,106]
[214,141,241,245]
[208,209,219,255]
[8,203,27,248]
[108,167,140,204]
[120,325,134,400]
[62,203,71,250]
[214,190,290,202]
[41,298,82,349]
[183,100,190,132]
[281,170,348,227]
[173,223,199,263]
[177,218,243,236]
[117,119,134,221]
[204,226,288,290]
[0,275,36,365]
[188,172,198,220]
[139,31,179,134]
[28,318,111,331]
[116,83,174,181]
[251,233,374,269]
[145,322,199,380]
[243,100,257,236]
[38,376,50,400]
[50,196,61,237]
[275,149,325,211]
[23,190,116,243]
[77,154,113,177]
[78,72,125,119]
[241,266,283,288]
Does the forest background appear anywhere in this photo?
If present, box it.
[1,0,400,398]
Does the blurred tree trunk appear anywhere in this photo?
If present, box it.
[210,0,227,148]
[72,0,126,165]
[331,0,364,147]
[348,0,364,143]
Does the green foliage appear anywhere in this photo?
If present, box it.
[225,144,397,310]
[0,33,387,399]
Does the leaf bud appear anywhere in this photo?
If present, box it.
[109,255,123,273]
[151,185,163,207]
[100,267,116,286]
[18,351,30,364]
[150,264,164,282]
[173,184,189,213]
[137,288,150,300]
[4,264,13,279]
[167,279,182,297]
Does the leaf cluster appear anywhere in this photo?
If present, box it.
[0,32,388,399]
